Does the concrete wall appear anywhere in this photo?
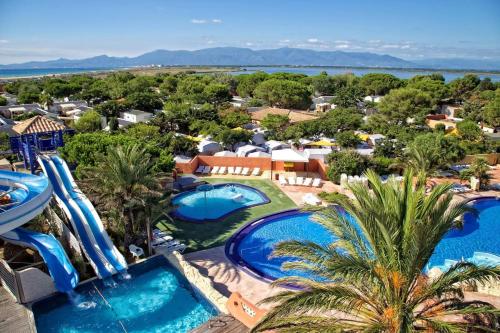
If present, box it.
[17,268,56,303]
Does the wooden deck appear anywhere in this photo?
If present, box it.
[0,287,34,333]
[190,315,248,333]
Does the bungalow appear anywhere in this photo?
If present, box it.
[49,101,88,114]
[0,104,42,119]
[439,103,462,118]
[264,140,290,153]
[117,110,154,128]
[235,144,266,157]
[198,140,222,155]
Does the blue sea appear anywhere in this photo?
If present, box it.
[0,67,119,78]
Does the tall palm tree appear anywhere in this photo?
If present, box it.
[39,92,53,110]
[253,170,499,333]
[82,144,161,253]
[469,158,491,190]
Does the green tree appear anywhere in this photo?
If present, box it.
[216,128,252,150]
[0,96,7,106]
[254,79,311,109]
[17,83,41,103]
[334,131,361,148]
[406,77,450,109]
[108,117,119,132]
[456,120,482,141]
[468,158,491,189]
[94,100,128,118]
[320,108,363,136]
[159,76,178,96]
[261,114,290,139]
[358,73,403,95]
[330,85,363,108]
[0,132,10,151]
[483,92,500,127]
[449,74,481,100]
[82,144,162,253]
[74,110,102,133]
[252,170,499,333]
[220,109,251,128]
[125,92,163,112]
[378,87,433,124]
[39,92,53,110]
[203,83,231,107]
[236,72,269,97]
[326,150,367,183]
[373,137,405,158]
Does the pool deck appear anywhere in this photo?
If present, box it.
[0,287,34,333]
[184,246,285,309]
[190,314,248,333]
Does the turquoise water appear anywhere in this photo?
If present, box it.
[33,256,216,333]
[231,199,500,281]
[172,184,268,221]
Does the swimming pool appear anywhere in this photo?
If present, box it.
[172,183,270,222]
[226,198,500,282]
[33,256,216,333]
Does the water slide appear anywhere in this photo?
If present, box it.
[0,170,79,293]
[38,155,128,279]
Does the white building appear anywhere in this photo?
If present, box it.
[439,103,461,118]
[364,95,382,103]
[120,110,154,123]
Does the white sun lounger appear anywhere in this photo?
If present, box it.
[234,166,242,175]
[288,177,296,185]
[129,244,144,258]
[279,175,287,186]
[202,166,211,174]
[211,166,220,174]
[251,168,261,176]
[195,165,204,173]
[303,178,313,186]
[296,177,304,185]
[312,178,321,187]
[228,167,235,174]
[153,239,180,248]
[303,193,322,206]
[151,235,174,246]
[241,167,250,175]
[218,166,227,175]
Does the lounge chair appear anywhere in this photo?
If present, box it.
[234,167,242,175]
[312,178,321,187]
[288,177,296,185]
[211,166,220,174]
[303,178,313,186]
[241,167,250,176]
[153,239,180,249]
[195,165,204,174]
[303,193,322,206]
[228,167,235,174]
[152,228,168,237]
[202,166,211,174]
[151,235,174,246]
[251,168,261,176]
[279,175,287,186]
[296,177,304,185]
[218,166,227,175]
[129,244,144,258]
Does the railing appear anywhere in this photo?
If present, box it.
[0,259,22,302]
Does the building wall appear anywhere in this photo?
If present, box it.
[175,155,199,174]
[198,155,272,170]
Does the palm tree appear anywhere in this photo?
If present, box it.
[469,158,491,190]
[252,170,500,333]
[82,144,162,254]
[39,92,53,110]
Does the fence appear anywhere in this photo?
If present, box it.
[0,259,21,302]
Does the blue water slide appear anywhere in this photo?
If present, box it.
[0,170,79,293]
[1,228,79,292]
[37,156,115,279]
[50,155,128,275]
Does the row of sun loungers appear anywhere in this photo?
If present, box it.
[195,165,261,176]
[279,175,321,187]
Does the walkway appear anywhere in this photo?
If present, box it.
[0,287,34,333]
[190,315,248,333]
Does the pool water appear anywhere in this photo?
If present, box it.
[172,183,269,222]
[33,256,216,333]
[428,197,500,269]
[228,199,500,281]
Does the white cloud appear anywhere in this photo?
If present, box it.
[279,39,290,43]
[334,40,350,44]
[0,40,8,44]
[191,19,222,24]
[368,39,381,44]
[245,42,254,46]
[191,19,207,24]
[335,44,350,49]
[206,40,215,44]
[307,38,319,43]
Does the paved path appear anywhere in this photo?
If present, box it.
[0,287,34,333]
[190,315,248,333]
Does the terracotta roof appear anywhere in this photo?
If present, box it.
[250,107,318,123]
[12,115,66,135]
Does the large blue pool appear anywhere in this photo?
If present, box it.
[226,198,500,282]
[33,256,216,333]
[172,183,269,222]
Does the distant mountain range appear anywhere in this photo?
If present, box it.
[1,47,499,71]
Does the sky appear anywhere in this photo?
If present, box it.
[0,0,499,64]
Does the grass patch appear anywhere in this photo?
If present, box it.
[155,178,297,252]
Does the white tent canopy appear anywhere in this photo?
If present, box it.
[198,140,222,154]
[214,150,236,157]
[248,151,271,158]
[271,149,308,162]
[264,140,290,152]
[236,144,266,157]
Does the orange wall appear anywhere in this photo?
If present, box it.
[175,155,199,174]
[197,155,273,170]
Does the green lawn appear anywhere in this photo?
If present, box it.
[155,178,297,252]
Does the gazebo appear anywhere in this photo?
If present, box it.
[271,148,309,179]
[9,116,71,173]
